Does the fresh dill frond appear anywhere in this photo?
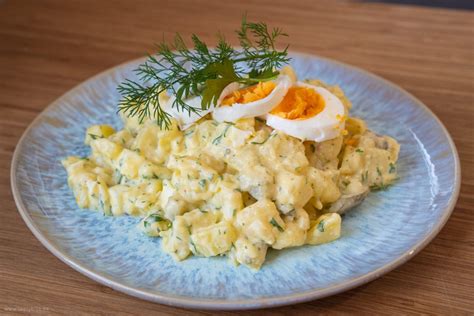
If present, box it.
[117,16,290,129]
[236,15,289,73]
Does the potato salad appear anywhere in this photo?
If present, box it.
[62,66,400,270]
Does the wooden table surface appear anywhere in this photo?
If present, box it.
[1,0,473,314]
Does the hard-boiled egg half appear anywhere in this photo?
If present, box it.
[266,81,346,142]
[165,70,345,143]
[212,74,292,123]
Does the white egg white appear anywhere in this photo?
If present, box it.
[266,82,346,142]
[165,95,214,130]
[212,75,292,123]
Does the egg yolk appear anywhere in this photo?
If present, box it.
[270,87,325,120]
[222,81,276,106]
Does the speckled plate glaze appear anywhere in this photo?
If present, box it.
[11,53,460,310]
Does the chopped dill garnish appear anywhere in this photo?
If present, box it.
[212,122,234,145]
[142,173,160,180]
[251,132,275,145]
[376,166,382,177]
[143,213,169,229]
[317,220,325,232]
[117,16,290,129]
[88,133,101,140]
[190,239,199,255]
[148,214,165,222]
[183,129,195,137]
[361,170,369,183]
[370,183,390,191]
[389,162,396,173]
[270,217,284,232]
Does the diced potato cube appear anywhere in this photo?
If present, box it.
[131,124,161,163]
[306,213,341,245]
[161,217,191,261]
[234,118,255,131]
[109,180,160,216]
[238,166,274,200]
[209,183,243,220]
[154,126,183,164]
[138,213,171,237]
[257,132,309,173]
[159,180,187,220]
[223,126,253,148]
[231,237,267,270]
[340,145,398,188]
[90,138,123,164]
[85,125,116,145]
[307,167,341,208]
[236,199,284,245]
[273,209,310,249]
[109,129,134,148]
[69,172,95,208]
[181,209,219,232]
[120,190,140,215]
[108,185,129,216]
[339,148,364,177]
[61,156,82,169]
[62,157,96,177]
[307,136,343,170]
[138,162,171,182]
[167,156,218,203]
[345,117,367,136]
[114,149,146,179]
[191,221,236,257]
[120,112,143,135]
[275,169,313,212]
[68,172,110,214]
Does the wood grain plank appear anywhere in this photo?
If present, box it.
[0,0,472,314]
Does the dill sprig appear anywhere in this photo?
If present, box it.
[117,16,290,128]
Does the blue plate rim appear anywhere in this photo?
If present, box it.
[10,52,461,310]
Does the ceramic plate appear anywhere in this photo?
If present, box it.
[11,53,460,310]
